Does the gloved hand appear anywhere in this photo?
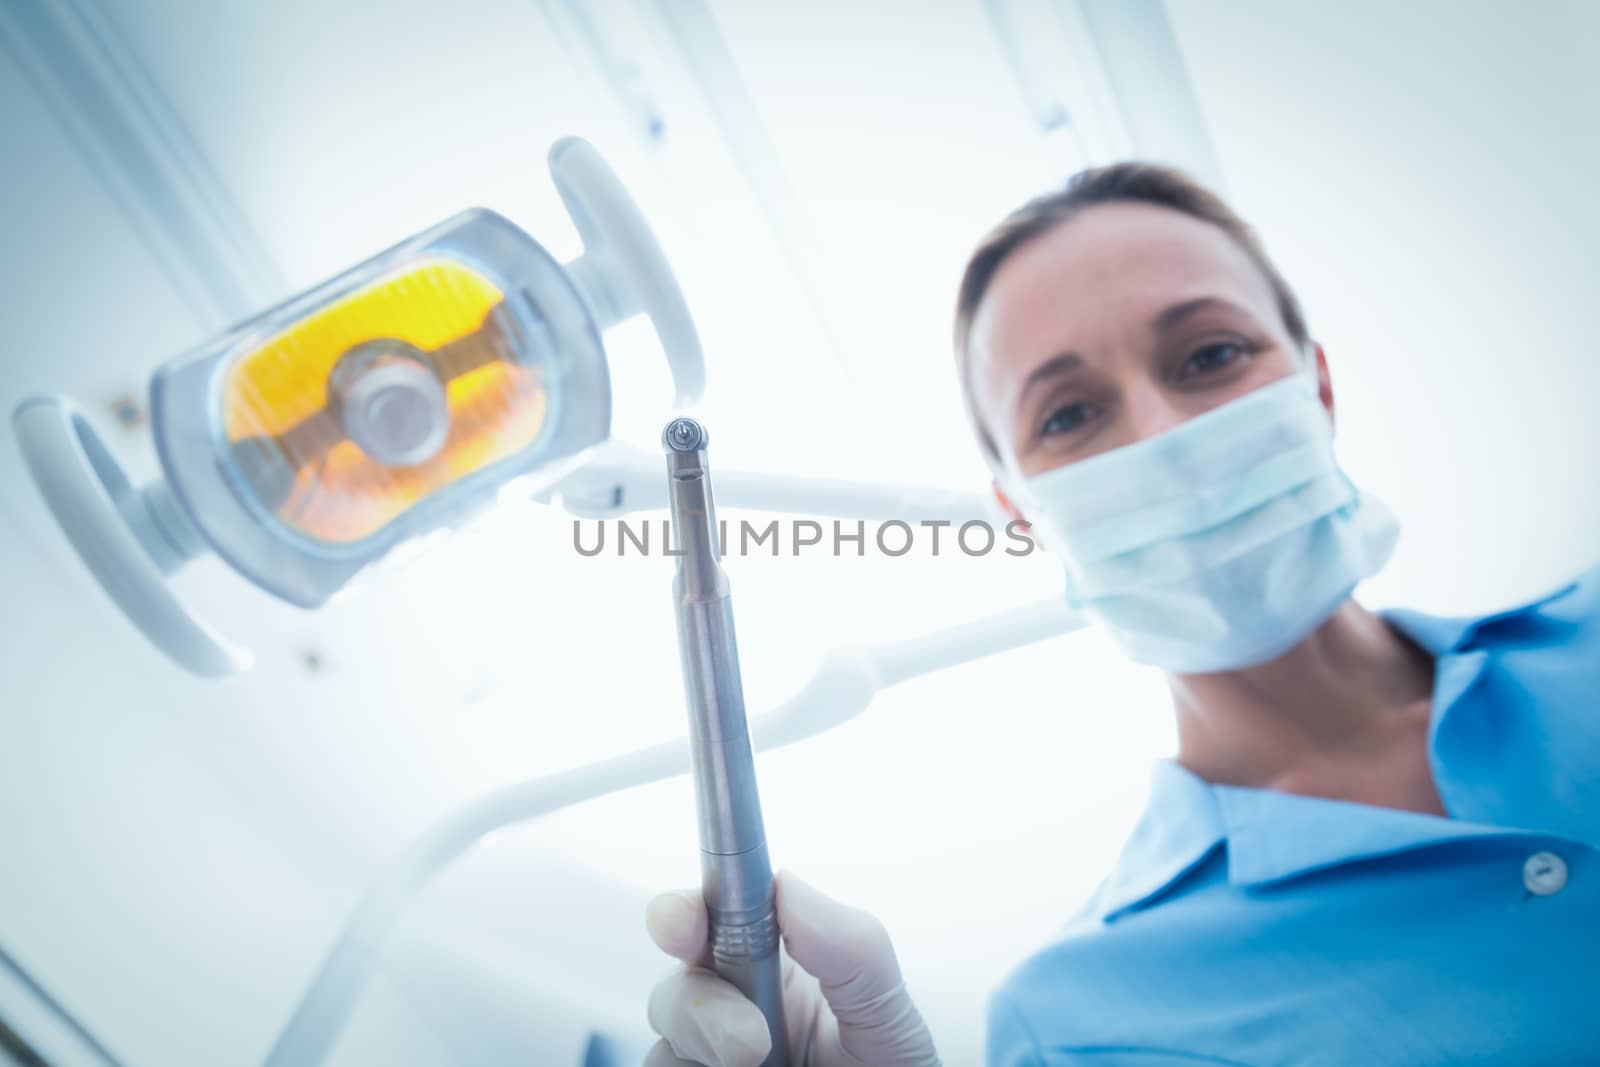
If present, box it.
[642,869,941,1067]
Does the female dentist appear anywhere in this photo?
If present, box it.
[641,163,1600,1066]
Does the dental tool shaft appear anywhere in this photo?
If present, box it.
[663,417,789,1067]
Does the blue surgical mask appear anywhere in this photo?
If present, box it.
[1011,373,1399,673]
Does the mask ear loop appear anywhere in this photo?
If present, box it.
[993,471,1095,609]
[11,395,251,677]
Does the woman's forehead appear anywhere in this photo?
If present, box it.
[969,202,1278,375]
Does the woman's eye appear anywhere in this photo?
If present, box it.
[1041,401,1099,437]
[1180,341,1248,379]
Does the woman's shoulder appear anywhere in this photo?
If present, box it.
[986,856,1234,1051]
[985,872,1265,1067]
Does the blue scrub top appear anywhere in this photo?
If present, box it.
[987,565,1600,1066]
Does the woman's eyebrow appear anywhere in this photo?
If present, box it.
[1015,352,1083,417]
[1151,296,1252,335]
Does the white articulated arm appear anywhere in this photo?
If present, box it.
[260,596,1083,1066]
[541,438,997,524]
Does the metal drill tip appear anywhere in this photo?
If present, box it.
[663,416,706,453]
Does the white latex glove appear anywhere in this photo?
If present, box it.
[642,869,941,1067]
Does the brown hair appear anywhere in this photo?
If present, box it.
[952,162,1310,462]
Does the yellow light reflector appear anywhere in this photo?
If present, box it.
[221,259,547,545]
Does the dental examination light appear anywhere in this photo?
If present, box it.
[11,137,705,677]
[261,595,1085,1067]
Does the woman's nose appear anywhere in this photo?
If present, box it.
[1122,387,1190,445]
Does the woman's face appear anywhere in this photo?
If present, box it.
[966,202,1332,493]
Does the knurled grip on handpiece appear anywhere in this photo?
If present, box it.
[705,838,782,967]
[709,897,786,1051]
[710,906,780,962]
[705,846,785,1065]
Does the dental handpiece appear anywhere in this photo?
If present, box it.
[662,417,790,1067]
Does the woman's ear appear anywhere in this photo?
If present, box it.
[1311,340,1335,431]
[992,481,1030,530]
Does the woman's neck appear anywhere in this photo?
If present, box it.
[1170,600,1447,815]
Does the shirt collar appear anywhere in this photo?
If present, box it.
[1093,761,1532,923]
[1093,761,1223,922]
[1382,575,1581,656]
[1093,576,1584,924]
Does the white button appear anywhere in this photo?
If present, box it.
[1523,851,1568,896]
